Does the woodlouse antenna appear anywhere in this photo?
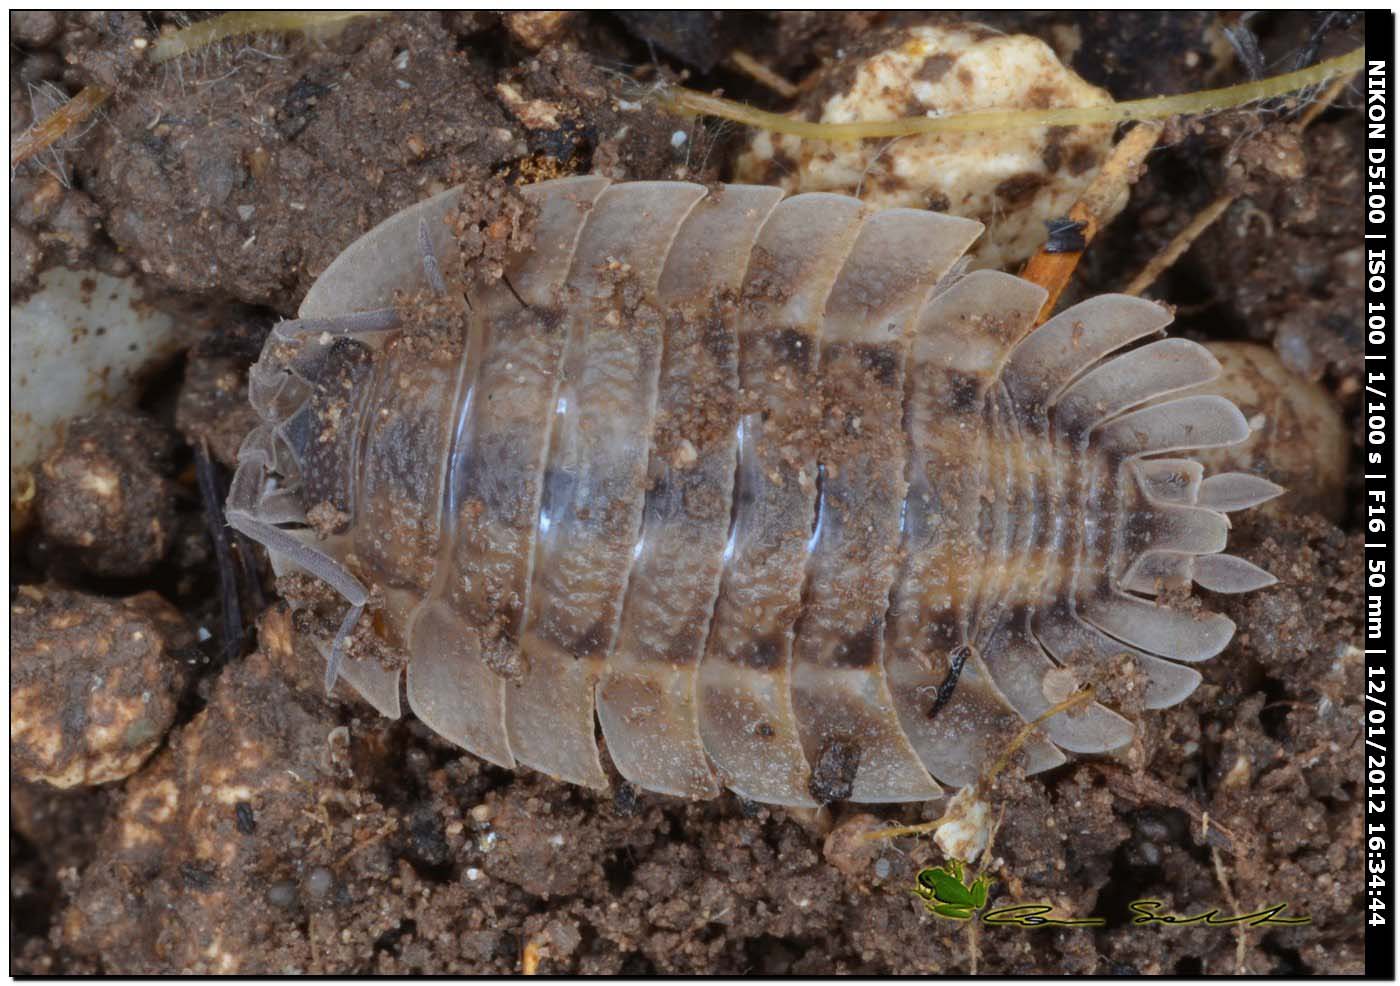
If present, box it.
[194,438,244,662]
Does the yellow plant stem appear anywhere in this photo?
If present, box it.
[150,10,382,64]
[658,47,1363,140]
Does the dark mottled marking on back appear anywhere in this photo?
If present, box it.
[298,337,375,516]
[770,327,812,372]
[856,343,900,386]
[833,619,883,669]
[570,618,611,659]
[698,300,736,365]
[1067,144,1100,176]
[744,635,784,671]
[943,369,983,413]
[916,52,956,83]
[533,304,566,335]
[808,738,860,803]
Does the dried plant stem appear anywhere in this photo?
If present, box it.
[726,49,799,99]
[1019,121,1164,322]
[149,10,381,64]
[10,84,108,170]
[983,687,1095,785]
[12,12,382,171]
[657,47,1363,140]
[860,688,1097,843]
[1210,841,1250,974]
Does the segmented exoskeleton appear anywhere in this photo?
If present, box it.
[228,176,1281,806]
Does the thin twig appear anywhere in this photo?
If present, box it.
[10,84,108,170]
[1209,835,1250,975]
[1121,191,1236,297]
[149,10,381,64]
[727,49,799,99]
[1019,121,1164,323]
[861,688,1097,842]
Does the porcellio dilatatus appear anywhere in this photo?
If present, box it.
[228,176,1283,807]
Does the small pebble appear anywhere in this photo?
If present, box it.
[10,10,62,48]
[266,879,298,909]
[36,410,177,577]
[305,867,334,899]
[11,587,190,787]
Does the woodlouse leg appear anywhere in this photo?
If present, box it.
[1197,472,1286,512]
[1189,554,1279,594]
[1053,338,1224,435]
[1097,394,1251,458]
[227,506,368,693]
[1003,295,1174,408]
[991,301,1263,734]
[1034,603,1204,711]
[225,433,369,694]
[977,612,1136,754]
[1120,459,1279,597]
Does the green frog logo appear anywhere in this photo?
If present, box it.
[914,859,989,921]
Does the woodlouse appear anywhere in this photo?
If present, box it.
[228,176,1283,807]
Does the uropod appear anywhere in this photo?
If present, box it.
[228,176,1281,807]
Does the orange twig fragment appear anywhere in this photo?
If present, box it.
[1018,121,1163,324]
[10,84,108,170]
[521,938,543,975]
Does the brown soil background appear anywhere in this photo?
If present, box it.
[10,11,1366,974]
